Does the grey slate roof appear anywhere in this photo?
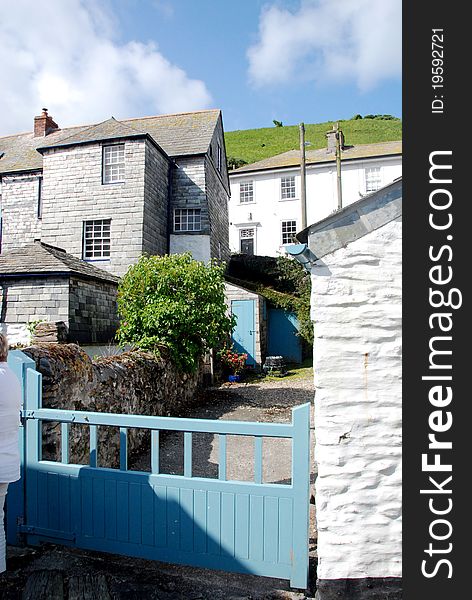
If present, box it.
[0,241,120,284]
[0,109,221,175]
[36,117,151,152]
[296,177,402,260]
[230,141,402,175]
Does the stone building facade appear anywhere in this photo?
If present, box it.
[0,109,230,276]
[0,242,119,345]
[298,179,402,599]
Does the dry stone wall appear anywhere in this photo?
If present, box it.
[23,344,205,468]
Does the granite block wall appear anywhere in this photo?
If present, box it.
[68,277,119,344]
[0,173,42,253]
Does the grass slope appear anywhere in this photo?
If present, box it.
[225,118,402,165]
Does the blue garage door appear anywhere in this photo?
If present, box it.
[267,309,302,363]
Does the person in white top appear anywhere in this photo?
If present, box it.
[0,333,21,574]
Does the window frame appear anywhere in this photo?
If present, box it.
[280,175,296,200]
[281,219,297,246]
[102,143,125,185]
[174,208,202,233]
[239,180,254,204]
[365,166,382,194]
[82,219,112,261]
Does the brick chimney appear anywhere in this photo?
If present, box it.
[34,108,59,137]
[326,127,345,153]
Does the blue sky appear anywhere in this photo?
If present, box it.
[0,0,401,135]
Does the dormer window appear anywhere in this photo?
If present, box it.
[103,144,125,184]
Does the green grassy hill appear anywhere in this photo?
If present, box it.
[225,117,402,165]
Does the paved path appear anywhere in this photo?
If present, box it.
[2,373,317,600]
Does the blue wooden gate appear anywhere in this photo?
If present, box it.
[231,299,256,366]
[6,351,310,589]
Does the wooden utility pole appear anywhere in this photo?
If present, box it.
[299,122,307,230]
[335,122,343,210]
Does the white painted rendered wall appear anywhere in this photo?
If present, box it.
[229,156,401,256]
[310,218,402,580]
[169,234,211,263]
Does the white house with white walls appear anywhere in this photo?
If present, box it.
[298,178,402,599]
[228,134,401,257]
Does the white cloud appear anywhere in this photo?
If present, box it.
[0,0,212,135]
[247,0,401,91]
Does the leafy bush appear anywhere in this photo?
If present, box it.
[117,254,235,372]
[227,156,248,170]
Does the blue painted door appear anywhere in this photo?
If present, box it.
[231,300,256,366]
[267,309,302,363]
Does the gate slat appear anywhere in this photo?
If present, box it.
[235,493,249,559]
[89,426,97,468]
[184,432,192,478]
[194,490,207,554]
[263,496,279,563]
[47,473,60,531]
[116,481,129,541]
[61,423,70,464]
[104,480,117,540]
[220,492,235,557]
[81,478,93,537]
[278,497,293,565]
[119,428,128,471]
[249,495,264,561]
[167,486,180,550]
[180,488,194,552]
[207,491,221,556]
[254,437,263,484]
[218,434,227,480]
[141,484,154,546]
[153,485,167,547]
[93,478,105,539]
[129,483,142,544]
[151,430,159,474]
[57,474,72,539]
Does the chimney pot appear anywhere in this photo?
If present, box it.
[34,108,59,137]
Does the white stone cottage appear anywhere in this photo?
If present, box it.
[229,135,401,258]
[297,178,402,598]
[0,108,230,276]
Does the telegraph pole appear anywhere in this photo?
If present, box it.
[335,122,343,210]
[299,122,307,230]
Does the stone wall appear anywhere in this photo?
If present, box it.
[310,218,402,591]
[39,139,167,277]
[169,156,212,262]
[142,140,170,256]
[68,277,119,343]
[0,173,42,253]
[23,344,205,468]
[205,154,230,262]
[0,275,69,327]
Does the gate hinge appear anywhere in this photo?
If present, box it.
[20,409,35,425]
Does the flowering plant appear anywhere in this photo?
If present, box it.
[218,346,248,375]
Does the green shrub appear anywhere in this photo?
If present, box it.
[117,254,235,372]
